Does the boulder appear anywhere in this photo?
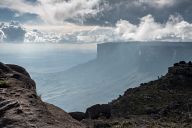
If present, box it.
[6,64,30,78]
[0,62,11,73]
[69,112,87,121]
[86,104,111,119]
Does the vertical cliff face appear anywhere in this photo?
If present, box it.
[97,42,192,74]
[0,62,85,128]
[39,42,192,112]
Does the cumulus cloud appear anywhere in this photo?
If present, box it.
[25,14,192,43]
[115,14,192,42]
[76,27,118,43]
[25,29,62,43]
[0,21,26,42]
[0,0,106,24]
[1,14,192,43]
[24,26,118,43]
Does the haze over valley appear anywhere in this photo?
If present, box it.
[1,0,192,111]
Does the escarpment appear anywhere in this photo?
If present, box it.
[70,61,192,128]
[0,62,85,128]
[1,60,192,128]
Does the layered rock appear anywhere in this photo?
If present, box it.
[0,62,85,128]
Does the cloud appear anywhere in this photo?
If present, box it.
[25,29,62,43]
[24,26,118,43]
[115,14,192,42]
[76,27,118,43]
[0,30,5,41]
[139,0,176,8]
[0,0,106,24]
[1,0,192,26]
[1,14,192,43]
[0,21,26,42]
[84,0,192,25]
[25,15,192,43]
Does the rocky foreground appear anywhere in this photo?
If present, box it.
[0,61,192,128]
[0,62,85,128]
[70,61,192,128]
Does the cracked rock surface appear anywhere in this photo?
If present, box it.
[0,62,85,128]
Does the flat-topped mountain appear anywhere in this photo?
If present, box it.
[0,62,85,128]
[41,42,192,111]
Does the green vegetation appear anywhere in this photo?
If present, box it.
[0,80,9,88]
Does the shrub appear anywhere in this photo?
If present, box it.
[0,80,9,88]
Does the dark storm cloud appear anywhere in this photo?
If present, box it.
[83,0,192,25]
[0,0,191,26]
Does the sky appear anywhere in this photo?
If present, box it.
[0,0,192,43]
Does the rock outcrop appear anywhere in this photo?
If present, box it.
[85,104,111,119]
[71,61,192,128]
[69,104,111,121]
[0,62,85,128]
[111,61,192,121]
[69,112,87,121]
[1,60,192,128]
